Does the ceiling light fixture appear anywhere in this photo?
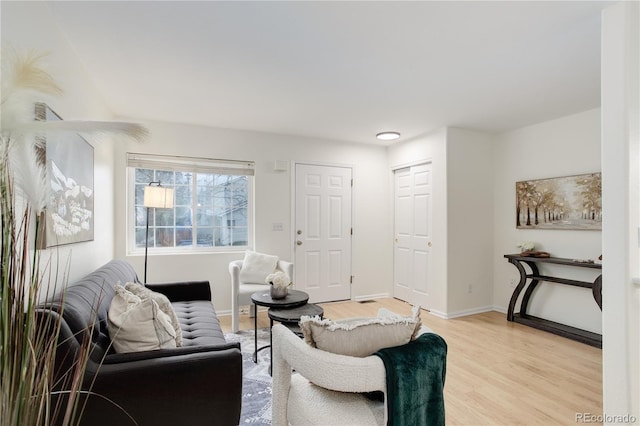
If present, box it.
[376,131,400,141]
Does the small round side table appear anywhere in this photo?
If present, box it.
[267,304,324,374]
[250,289,308,363]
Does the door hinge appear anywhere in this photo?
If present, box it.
[351,178,354,187]
[350,275,353,284]
[350,227,353,235]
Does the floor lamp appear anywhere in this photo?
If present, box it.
[143,181,174,283]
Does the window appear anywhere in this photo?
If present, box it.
[127,153,254,253]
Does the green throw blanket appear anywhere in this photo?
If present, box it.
[374,333,447,426]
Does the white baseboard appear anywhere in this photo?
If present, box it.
[219,295,394,317]
[216,306,269,317]
[427,309,448,319]
[219,303,507,320]
[427,306,501,319]
[446,306,496,319]
[492,305,508,314]
[352,293,392,302]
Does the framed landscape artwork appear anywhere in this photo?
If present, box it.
[35,103,94,247]
[515,172,601,230]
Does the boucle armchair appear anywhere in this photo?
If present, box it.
[229,258,293,332]
[271,323,435,426]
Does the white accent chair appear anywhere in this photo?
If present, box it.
[229,259,294,333]
[271,324,381,425]
[271,323,434,426]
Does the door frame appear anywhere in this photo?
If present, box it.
[291,161,355,300]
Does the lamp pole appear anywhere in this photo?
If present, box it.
[143,181,161,284]
[144,203,151,283]
[143,181,174,283]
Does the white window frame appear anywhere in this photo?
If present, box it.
[126,153,255,255]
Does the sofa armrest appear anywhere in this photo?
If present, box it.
[276,260,294,281]
[82,345,242,426]
[145,280,211,302]
[229,260,241,292]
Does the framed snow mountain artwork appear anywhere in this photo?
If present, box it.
[35,103,94,247]
[515,172,601,231]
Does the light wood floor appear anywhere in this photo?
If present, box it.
[219,298,603,425]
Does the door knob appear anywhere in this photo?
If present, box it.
[297,230,302,235]
[428,242,432,247]
[296,241,303,246]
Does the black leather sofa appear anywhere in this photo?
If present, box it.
[39,259,242,426]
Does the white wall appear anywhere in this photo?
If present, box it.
[387,127,495,317]
[447,128,494,316]
[387,128,448,315]
[601,1,639,422]
[492,108,602,334]
[114,120,391,312]
[2,1,117,285]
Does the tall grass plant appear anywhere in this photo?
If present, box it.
[0,50,146,426]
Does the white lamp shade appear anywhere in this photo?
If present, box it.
[143,186,174,208]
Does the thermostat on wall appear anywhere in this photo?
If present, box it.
[273,160,289,171]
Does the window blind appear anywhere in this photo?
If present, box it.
[127,153,255,176]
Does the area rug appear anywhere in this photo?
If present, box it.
[225,329,273,425]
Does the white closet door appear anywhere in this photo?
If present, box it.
[394,163,432,308]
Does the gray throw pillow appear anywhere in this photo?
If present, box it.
[108,285,177,353]
[299,305,422,357]
[124,281,183,347]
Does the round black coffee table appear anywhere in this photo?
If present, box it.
[250,289,309,363]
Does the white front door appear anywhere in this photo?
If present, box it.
[393,163,432,308]
[294,164,352,303]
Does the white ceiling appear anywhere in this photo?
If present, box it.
[47,1,610,145]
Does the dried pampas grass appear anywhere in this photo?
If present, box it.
[0,49,147,426]
[1,50,148,141]
[2,49,62,96]
[1,50,148,211]
[8,137,48,214]
[1,50,62,133]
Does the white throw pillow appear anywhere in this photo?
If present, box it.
[299,306,422,357]
[108,285,177,353]
[124,281,183,347]
[239,250,279,284]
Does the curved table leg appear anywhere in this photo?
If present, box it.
[507,258,529,321]
[593,275,602,310]
[520,261,540,317]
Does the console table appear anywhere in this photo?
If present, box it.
[504,254,602,348]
